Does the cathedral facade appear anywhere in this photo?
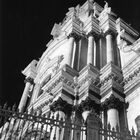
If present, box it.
[19,0,140,135]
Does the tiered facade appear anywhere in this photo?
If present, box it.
[19,0,140,138]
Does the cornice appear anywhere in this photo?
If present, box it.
[100,62,122,78]
[116,18,139,39]
[99,14,117,35]
[62,64,79,77]
[79,64,99,76]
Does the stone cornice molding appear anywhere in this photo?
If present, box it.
[123,67,140,86]
[78,75,100,91]
[101,94,126,110]
[116,18,139,40]
[100,73,123,87]
[49,97,72,116]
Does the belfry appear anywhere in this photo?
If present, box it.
[19,0,140,138]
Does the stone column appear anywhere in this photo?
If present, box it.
[18,77,33,112]
[87,33,95,65]
[79,97,101,140]
[102,94,124,130]
[105,31,114,63]
[107,108,119,129]
[67,33,77,67]
[135,115,140,137]
[49,97,72,140]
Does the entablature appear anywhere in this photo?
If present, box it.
[116,18,139,44]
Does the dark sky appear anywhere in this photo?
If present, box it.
[0,0,140,107]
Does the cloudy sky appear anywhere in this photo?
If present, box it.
[0,0,140,107]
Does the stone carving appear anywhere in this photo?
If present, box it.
[98,1,116,21]
[101,94,125,110]
[24,77,34,85]
[75,97,101,115]
[35,55,64,84]
[79,75,100,90]
[67,32,81,41]
[52,55,64,75]
[45,75,74,93]
[117,29,140,54]
[100,73,123,87]
[122,67,140,86]
[49,97,72,116]
[51,23,62,38]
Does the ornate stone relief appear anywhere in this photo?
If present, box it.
[49,97,72,116]
[45,75,74,93]
[123,67,140,86]
[35,55,64,84]
[73,97,101,117]
[101,94,128,110]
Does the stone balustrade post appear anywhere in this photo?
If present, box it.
[18,77,34,112]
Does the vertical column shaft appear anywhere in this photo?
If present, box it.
[67,35,75,67]
[18,77,33,112]
[87,35,94,65]
[106,33,114,63]
[107,108,119,129]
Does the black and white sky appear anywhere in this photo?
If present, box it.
[0,0,140,106]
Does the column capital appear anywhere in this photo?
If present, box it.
[77,97,101,114]
[49,97,72,116]
[87,31,99,40]
[104,29,117,38]
[24,77,34,84]
[101,94,125,110]
[67,32,81,41]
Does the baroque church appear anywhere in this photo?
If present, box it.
[18,0,140,135]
